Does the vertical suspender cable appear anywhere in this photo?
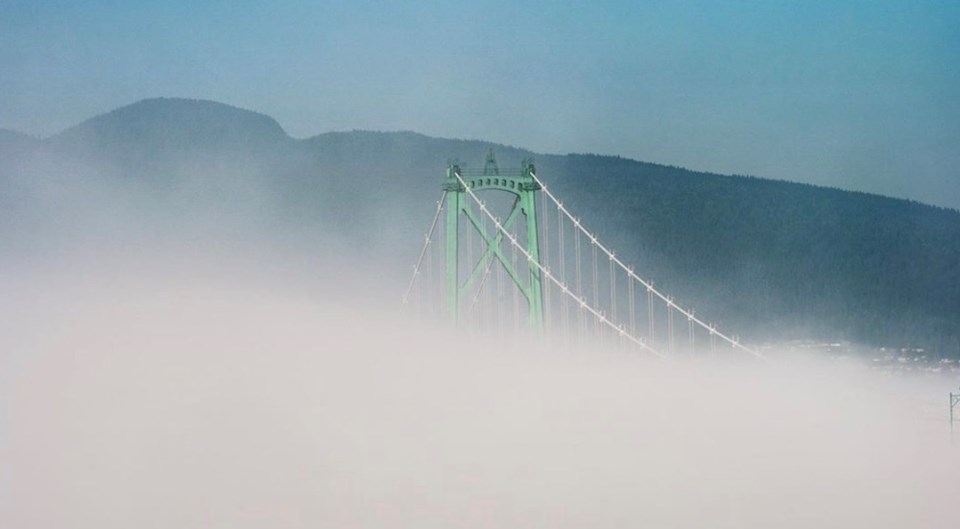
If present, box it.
[609,255,616,332]
[590,237,600,334]
[424,233,432,317]
[689,312,696,354]
[628,271,636,340]
[525,171,764,360]
[413,264,421,316]
[452,171,665,358]
[575,222,583,343]
[466,202,473,295]
[481,209,489,326]
[510,225,520,333]
[667,299,675,354]
[647,284,655,348]
[558,205,567,341]
[541,190,551,332]
[402,193,446,312]
[494,216,503,336]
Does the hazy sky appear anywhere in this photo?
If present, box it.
[1,0,958,208]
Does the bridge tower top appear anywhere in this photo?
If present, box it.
[484,148,499,176]
[443,151,544,327]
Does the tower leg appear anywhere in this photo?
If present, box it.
[522,189,544,327]
[445,180,460,324]
[442,158,542,330]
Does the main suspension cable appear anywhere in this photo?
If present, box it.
[527,172,764,360]
[402,192,446,308]
[453,171,665,358]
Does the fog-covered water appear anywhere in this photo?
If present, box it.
[1,144,958,528]
[2,261,958,529]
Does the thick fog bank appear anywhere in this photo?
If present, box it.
[2,147,958,528]
[2,271,958,529]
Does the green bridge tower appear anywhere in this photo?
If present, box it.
[442,150,544,328]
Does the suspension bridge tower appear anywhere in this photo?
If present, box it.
[443,150,544,327]
[403,149,764,359]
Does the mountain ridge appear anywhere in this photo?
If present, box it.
[2,98,958,355]
[7,98,945,212]
[6,98,955,213]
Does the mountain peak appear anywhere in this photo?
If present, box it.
[51,97,290,152]
[0,128,38,143]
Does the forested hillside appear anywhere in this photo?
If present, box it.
[2,98,957,355]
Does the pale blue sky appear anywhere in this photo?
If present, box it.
[1,0,958,208]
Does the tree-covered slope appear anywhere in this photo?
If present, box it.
[1,99,957,355]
